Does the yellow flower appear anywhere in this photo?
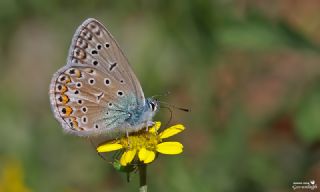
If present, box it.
[0,160,31,192]
[97,122,185,166]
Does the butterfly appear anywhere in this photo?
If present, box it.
[49,18,158,137]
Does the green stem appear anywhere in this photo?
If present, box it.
[139,164,147,192]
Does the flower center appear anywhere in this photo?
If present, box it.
[120,130,160,151]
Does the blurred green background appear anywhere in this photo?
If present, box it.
[1,0,320,191]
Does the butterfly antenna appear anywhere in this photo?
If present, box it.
[158,101,190,112]
[152,91,171,99]
[160,106,173,127]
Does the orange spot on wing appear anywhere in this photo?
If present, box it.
[73,119,79,128]
[61,85,67,93]
[65,106,73,116]
[69,116,76,121]
[61,95,69,104]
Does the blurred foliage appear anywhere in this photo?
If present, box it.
[0,0,320,191]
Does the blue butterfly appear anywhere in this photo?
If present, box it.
[49,18,158,137]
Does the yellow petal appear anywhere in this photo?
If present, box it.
[159,124,185,139]
[144,151,156,163]
[120,149,136,166]
[149,121,161,133]
[97,143,123,152]
[138,148,156,164]
[138,147,148,161]
[156,142,183,154]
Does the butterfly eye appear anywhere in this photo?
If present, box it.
[149,102,156,112]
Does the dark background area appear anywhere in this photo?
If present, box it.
[0,0,320,191]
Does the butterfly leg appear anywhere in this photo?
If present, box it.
[145,121,154,131]
[144,121,155,141]
[145,122,149,132]
[126,129,131,147]
[124,125,132,148]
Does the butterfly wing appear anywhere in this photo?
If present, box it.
[49,18,145,136]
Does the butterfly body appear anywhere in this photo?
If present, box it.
[100,94,158,133]
[49,18,158,137]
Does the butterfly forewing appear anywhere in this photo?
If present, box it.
[68,19,144,101]
[49,18,145,136]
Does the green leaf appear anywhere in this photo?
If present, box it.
[295,89,320,143]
